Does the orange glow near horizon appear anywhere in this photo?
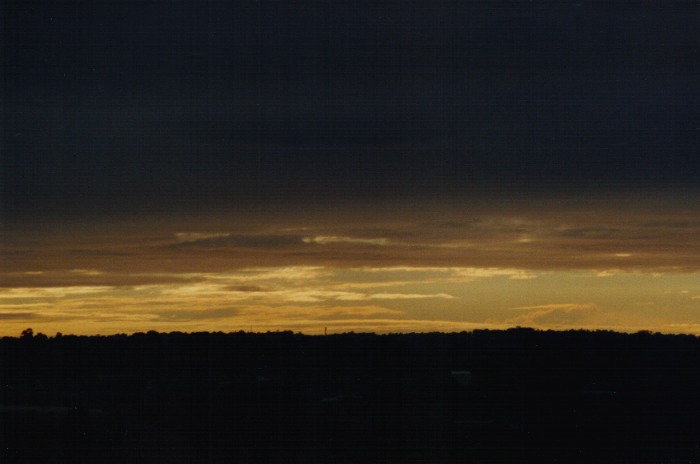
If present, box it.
[2,194,700,336]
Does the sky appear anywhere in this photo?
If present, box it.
[2,1,700,336]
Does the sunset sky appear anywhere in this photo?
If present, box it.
[3,1,700,336]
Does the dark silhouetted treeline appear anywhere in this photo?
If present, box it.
[3,328,700,463]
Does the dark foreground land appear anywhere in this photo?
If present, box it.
[3,329,700,463]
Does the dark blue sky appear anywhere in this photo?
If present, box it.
[3,1,700,216]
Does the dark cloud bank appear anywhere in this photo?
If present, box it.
[3,1,700,217]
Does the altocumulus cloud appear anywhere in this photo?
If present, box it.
[0,286,115,299]
[0,312,37,320]
[358,266,537,281]
[334,292,454,301]
[508,303,600,327]
[302,236,390,246]
[173,233,305,248]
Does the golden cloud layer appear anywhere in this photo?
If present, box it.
[2,194,700,335]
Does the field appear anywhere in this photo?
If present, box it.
[3,329,700,463]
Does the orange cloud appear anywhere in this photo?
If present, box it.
[508,303,600,328]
